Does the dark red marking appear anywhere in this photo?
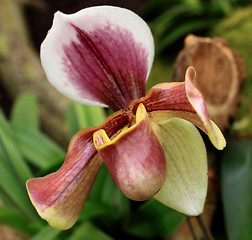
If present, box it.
[63,22,148,111]
[130,83,196,115]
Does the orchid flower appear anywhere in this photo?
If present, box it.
[26,6,226,230]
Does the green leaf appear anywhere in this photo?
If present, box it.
[221,140,252,240]
[65,102,106,138]
[68,221,113,240]
[0,206,38,236]
[78,201,113,222]
[0,167,32,220]
[0,109,32,182]
[79,199,129,226]
[124,199,185,237]
[210,0,231,15]
[89,164,108,201]
[99,169,121,208]
[89,164,130,218]
[31,225,62,240]
[150,3,196,37]
[0,139,36,221]
[139,0,169,16]
[87,165,130,227]
[13,127,65,169]
[0,109,36,220]
[156,18,219,53]
[10,93,39,131]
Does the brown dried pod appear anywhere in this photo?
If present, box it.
[172,34,246,131]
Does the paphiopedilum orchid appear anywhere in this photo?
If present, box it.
[26,6,226,230]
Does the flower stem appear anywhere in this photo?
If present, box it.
[196,215,214,240]
[186,217,197,240]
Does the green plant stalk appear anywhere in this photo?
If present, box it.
[74,102,89,129]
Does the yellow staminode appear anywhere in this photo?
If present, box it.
[94,103,148,149]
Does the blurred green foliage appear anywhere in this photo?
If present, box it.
[141,0,251,55]
[221,141,252,240]
[212,6,252,137]
[146,58,174,89]
[141,0,230,54]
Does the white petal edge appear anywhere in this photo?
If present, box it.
[154,118,208,216]
[41,6,154,106]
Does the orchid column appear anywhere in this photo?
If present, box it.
[26,6,226,230]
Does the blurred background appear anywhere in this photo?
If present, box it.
[0,0,252,239]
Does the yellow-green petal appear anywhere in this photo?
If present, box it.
[153,117,208,216]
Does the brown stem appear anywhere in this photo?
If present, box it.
[196,215,214,240]
[186,217,198,240]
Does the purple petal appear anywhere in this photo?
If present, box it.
[93,104,167,201]
[26,110,129,230]
[41,6,154,111]
[129,81,195,116]
[129,67,226,150]
[185,67,226,150]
